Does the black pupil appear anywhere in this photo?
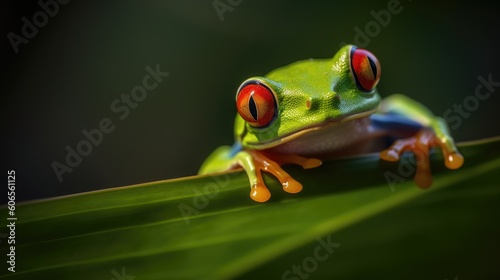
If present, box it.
[249,94,258,121]
[367,56,377,78]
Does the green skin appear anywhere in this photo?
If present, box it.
[199,45,460,200]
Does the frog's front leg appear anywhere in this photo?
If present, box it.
[199,144,321,202]
[236,150,321,202]
[376,94,464,188]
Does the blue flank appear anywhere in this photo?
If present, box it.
[229,142,243,158]
[370,113,424,132]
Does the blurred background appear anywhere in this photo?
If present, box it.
[3,0,500,202]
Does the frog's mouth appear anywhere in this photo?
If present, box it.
[247,109,378,151]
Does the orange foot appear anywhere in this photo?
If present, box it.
[380,129,464,188]
[248,151,322,202]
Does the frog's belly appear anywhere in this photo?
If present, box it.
[269,117,387,158]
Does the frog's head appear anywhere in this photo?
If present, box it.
[235,44,381,149]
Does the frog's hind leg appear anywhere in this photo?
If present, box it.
[380,129,435,188]
[378,94,464,188]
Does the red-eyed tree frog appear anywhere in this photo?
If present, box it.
[199,44,464,202]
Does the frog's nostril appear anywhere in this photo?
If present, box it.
[306,98,312,109]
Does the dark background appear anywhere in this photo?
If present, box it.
[3,0,500,203]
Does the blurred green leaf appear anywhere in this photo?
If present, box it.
[1,138,499,279]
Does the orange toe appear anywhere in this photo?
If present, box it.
[250,184,271,202]
[444,152,464,170]
[282,177,303,193]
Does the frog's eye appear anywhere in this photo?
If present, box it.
[236,82,277,127]
[350,48,381,92]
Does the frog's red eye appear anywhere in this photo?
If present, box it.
[350,48,381,92]
[236,82,277,127]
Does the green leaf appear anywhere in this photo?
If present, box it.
[2,138,500,279]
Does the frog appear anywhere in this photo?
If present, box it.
[199,44,464,202]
